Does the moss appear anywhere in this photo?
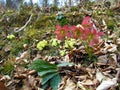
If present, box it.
[106,9,114,17]
[66,13,83,25]
[105,18,116,30]
[107,20,115,30]
[1,60,14,75]
[0,10,31,28]
[70,6,79,12]
[51,5,59,12]
[4,39,24,56]
[34,15,56,29]
[24,29,38,38]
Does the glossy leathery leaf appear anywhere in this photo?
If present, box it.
[50,74,61,90]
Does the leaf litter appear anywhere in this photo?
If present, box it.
[0,1,120,90]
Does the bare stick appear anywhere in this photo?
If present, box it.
[14,14,33,32]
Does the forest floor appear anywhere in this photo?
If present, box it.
[0,2,120,90]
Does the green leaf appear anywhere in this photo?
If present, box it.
[57,62,74,67]
[42,81,49,90]
[30,59,62,90]
[38,69,57,76]
[29,59,57,72]
[50,74,61,90]
[50,38,60,46]
[7,34,15,39]
[65,39,76,48]
[59,50,66,56]
[42,72,58,85]
[37,40,48,50]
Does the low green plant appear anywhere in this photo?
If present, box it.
[64,39,76,49]
[24,29,38,38]
[70,6,79,12]
[107,20,115,30]
[106,9,114,17]
[37,40,48,50]
[29,59,74,90]
[1,61,14,76]
[56,11,69,26]
[50,38,61,47]
[59,50,67,56]
[51,5,59,12]
[9,39,24,55]
[7,34,15,40]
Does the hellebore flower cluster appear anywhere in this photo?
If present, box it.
[54,16,103,47]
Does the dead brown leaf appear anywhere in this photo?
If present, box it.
[0,81,9,90]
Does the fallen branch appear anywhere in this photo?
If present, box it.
[14,14,33,32]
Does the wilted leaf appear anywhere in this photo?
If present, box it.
[117,38,120,45]
[20,51,29,59]
[80,79,94,86]
[0,81,9,90]
[77,82,86,90]
[109,54,117,66]
[96,78,117,90]
[63,55,70,62]
[64,78,76,90]
[104,43,117,53]
[97,55,109,65]
[96,69,106,82]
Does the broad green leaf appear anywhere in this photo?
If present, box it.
[42,81,49,90]
[29,59,57,72]
[50,74,61,90]
[42,72,58,85]
[57,62,74,67]
[38,69,57,76]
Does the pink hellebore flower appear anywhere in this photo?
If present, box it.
[54,25,70,40]
[69,26,83,39]
[87,29,104,46]
[82,16,97,31]
[54,16,104,47]
[63,25,71,38]
[81,16,104,46]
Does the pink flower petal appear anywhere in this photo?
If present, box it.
[82,16,91,25]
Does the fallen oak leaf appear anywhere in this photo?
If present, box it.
[117,38,120,44]
[14,74,27,79]
[77,79,99,90]
[109,54,118,67]
[116,69,120,83]
[64,78,77,90]
[97,55,109,65]
[104,43,117,53]
[0,75,11,81]
[96,70,106,82]
[0,81,9,90]
[77,82,86,90]
[80,79,95,86]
